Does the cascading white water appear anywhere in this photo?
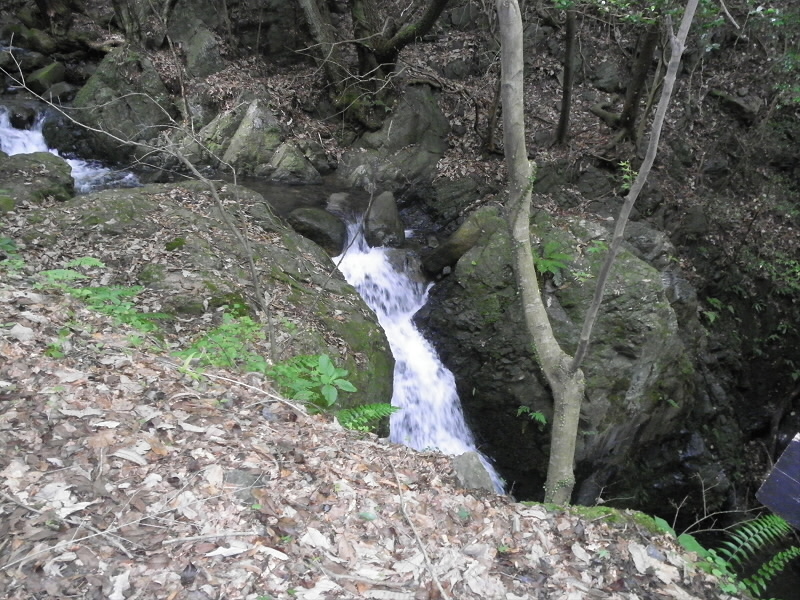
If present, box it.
[0,108,138,192]
[335,224,504,492]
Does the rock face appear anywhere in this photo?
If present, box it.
[417,203,730,514]
[339,85,450,193]
[70,47,176,163]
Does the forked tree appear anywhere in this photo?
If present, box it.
[495,0,699,504]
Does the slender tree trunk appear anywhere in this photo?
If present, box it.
[496,0,586,505]
[572,0,699,372]
[618,21,660,141]
[555,8,577,145]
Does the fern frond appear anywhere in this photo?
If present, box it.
[336,403,399,432]
[742,545,800,595]
[718,514,793,566]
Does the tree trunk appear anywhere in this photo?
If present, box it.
[350,0,450,78]
[495,0,586,505]
[497,0,699,505]
[555,8,576,145]
[618,21,660,141]
[297,0,349,95]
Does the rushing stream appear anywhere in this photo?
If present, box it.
[335,224,504,492]
[0,108,138,191]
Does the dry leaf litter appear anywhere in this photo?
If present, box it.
[1,197,737,600]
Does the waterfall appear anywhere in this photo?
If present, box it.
[335,224,504,492]
[0,108,138,192]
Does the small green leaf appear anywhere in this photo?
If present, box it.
[335,379,357,392]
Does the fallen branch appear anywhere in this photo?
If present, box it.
[389,458,450,600]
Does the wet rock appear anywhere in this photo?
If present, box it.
[422,205,503,276]
[365,191,404,248]
[286,207,347,256]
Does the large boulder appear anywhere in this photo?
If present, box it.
[13,180,394,408]
[0,150,74,211]
[338,84,450,193]
[417,203,732,515]
[69,46,176,163]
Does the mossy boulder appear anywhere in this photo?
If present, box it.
[16,180,393,407]
[0,151,74,210]
[71,46,176,163]
[417,203,717,513]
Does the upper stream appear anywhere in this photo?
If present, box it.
[0,108,138,192]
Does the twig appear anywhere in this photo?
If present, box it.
[388,458,450,600]
[157,360,312,419]
[0,492,135,559]
[718,0,740,29]
[162,532,261,545]
[316,562,406,589]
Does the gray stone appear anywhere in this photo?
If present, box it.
[72,46,176,163]
[26,61,65,95]
[365,191,404,248]
[453,452,497,493]
[269,142,322,184]
[339,85,450,192]
[286,207,347,256]
[591,61,624,93]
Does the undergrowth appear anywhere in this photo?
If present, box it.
[655,512,799,599]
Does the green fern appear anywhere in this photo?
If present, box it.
[717,514,793,567]
[336,403,399,432]
[743,545,800,596]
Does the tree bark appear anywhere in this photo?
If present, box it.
[297,0,350,94]
[618,21,660,141]
[497,0,699,505]
[555,8,576,145]
[495,0,586,505]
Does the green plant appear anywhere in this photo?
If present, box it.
[0,236,18,257]
[517,405,547,430]
[619,160,637,192]
[586,240,608,255]
[45,327,71,358]
[534,241,571,278]
[36,258,169,332]
[177,313,268,371]
[702,297,734,325]
[336,403,399,432]
[268,354,357,413]
[656,513,799,598]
